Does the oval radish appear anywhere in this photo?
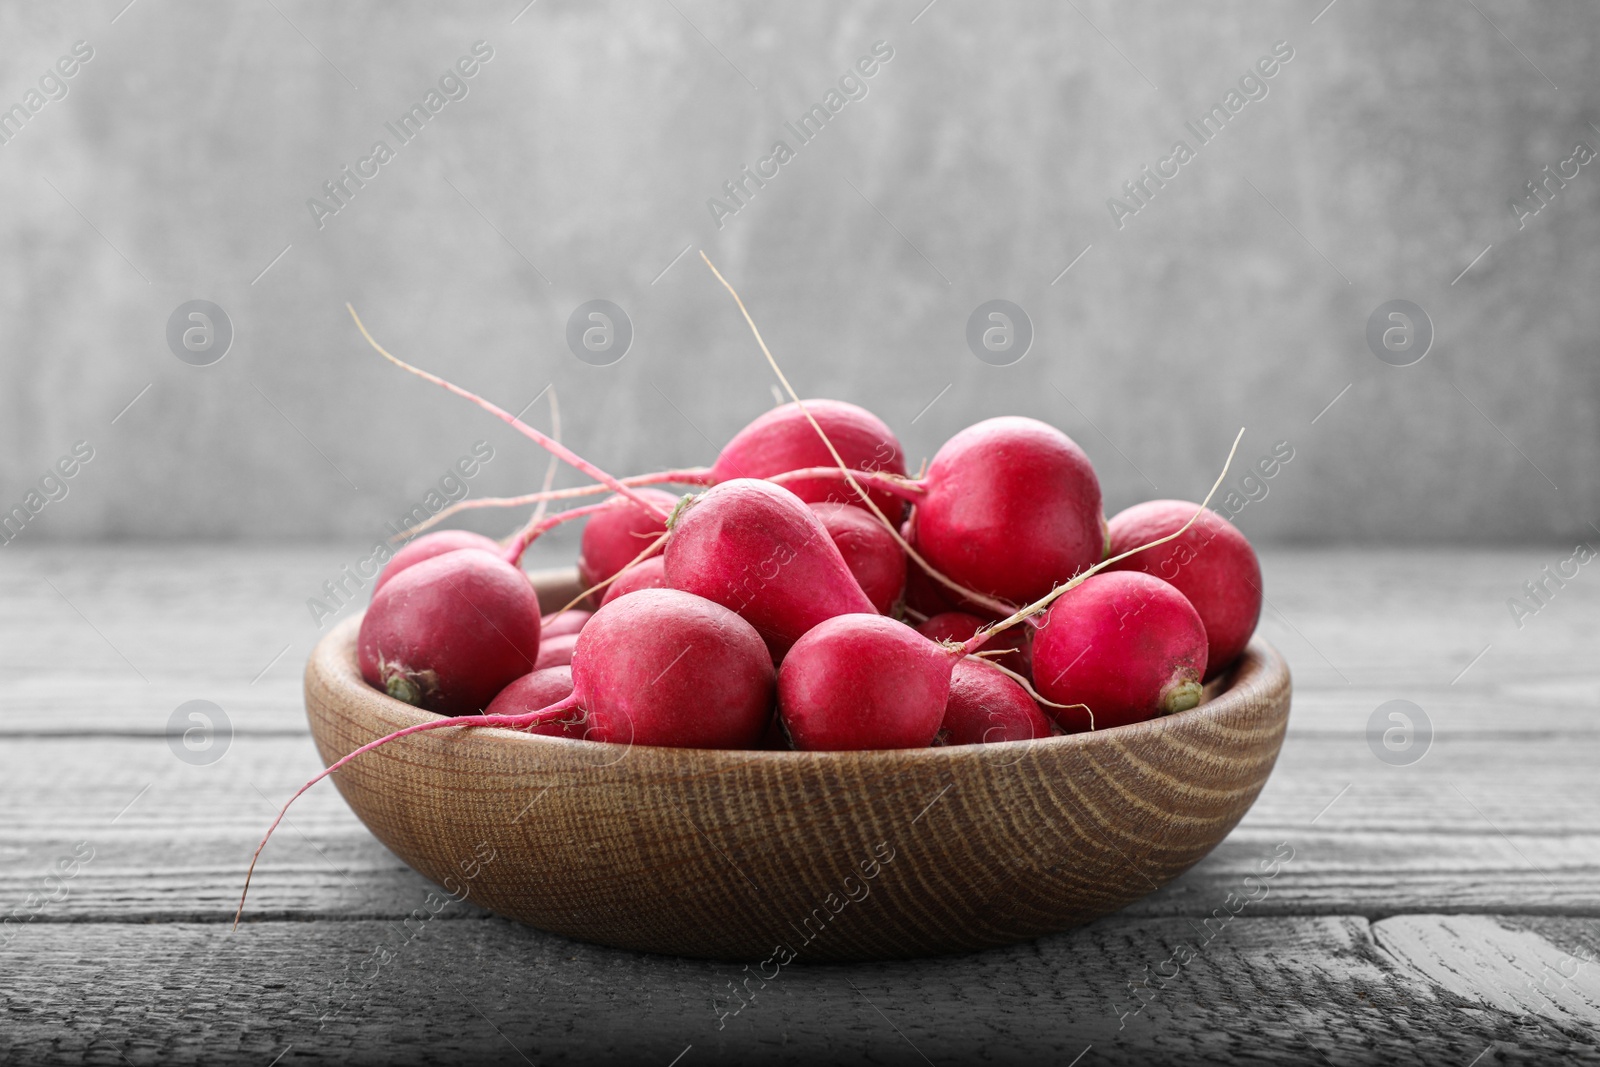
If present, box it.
[358,548,542,716]
[935,658,1053,746]
[600,556,669,606]
[808,502,906,614]
[372,529,502,595]
[663,478,875,659]
[1105,499,1262,681]
[777,613,952,750]
[1030,571,1207,732]
[576,488,681,590]
[485,666,583,738]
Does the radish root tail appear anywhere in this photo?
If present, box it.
[233,695,580,931]
[526,386,562,530]
[394,469,714,542]
[555,528,673,615]
[347,304,670,522]
[697,251,1014,618]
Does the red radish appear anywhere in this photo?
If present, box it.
[808,502,906,614]
[1105,499,1262,681]
[935,658,1053,746]
[576,488,681,590]
[358,548,542,716]
[373,529,502,595]
[485,666,583,738]
[713,400,908,518]
[600,556,669,606]
[1030,571,1207,732]
[701,255,1125,620]
[917,611,1031,679]
[540,609,591,638]
[778,613,955,750]
[559,588,774,747]
[663,478,875,659]
[911,417,1105,605]
[533,632,577,670]
[237,587,771,927]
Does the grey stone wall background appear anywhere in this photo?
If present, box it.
[1,0,1595,547]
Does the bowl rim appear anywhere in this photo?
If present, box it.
[315,611,1288,763]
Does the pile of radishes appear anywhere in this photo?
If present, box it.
[357,398,1261,753]
[235,260,1261,923]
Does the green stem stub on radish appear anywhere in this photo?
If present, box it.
[380,665,438,708]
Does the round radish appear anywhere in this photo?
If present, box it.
[561,588,774,747]
[917,611,1031,680]
[600,556,669,606]
[533,632,577,670]
[712,399,907,519]
[663,479,875,659]
[372,530,502,595]
[808,502,906,614]
[777,614,952,750]
[935,658,1053,746]
[1105,499,1262,681]
[540,609,591,638]
[358,548,542,716]
[485,666,583,738]
[576,488,680,590]
[1030,571,1207,732]
[911,417,1105,605]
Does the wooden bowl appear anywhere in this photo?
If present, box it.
[305,567,1291,962]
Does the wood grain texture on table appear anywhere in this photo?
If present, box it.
[1,546,1597,1065]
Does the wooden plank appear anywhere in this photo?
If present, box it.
[1372,915,1600,1026]
[2,916,1596,1064]
[0,543,583,735]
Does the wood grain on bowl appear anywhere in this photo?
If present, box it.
[305,567,1291,962]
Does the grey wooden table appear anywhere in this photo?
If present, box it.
[2,544,1597,1065]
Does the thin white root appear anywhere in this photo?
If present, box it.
[698,251,1016,618]
[555,528,672,615]
[347,304,671,521]
[393,469,710,542]
[500,387,566,558]
[980,660,1095,730]
[528,387,562,529]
